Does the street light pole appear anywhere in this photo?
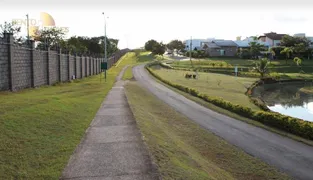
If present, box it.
[26,14,30,42]
[102,12,108,81]
[189,36,196,77]
[189,36,192,61]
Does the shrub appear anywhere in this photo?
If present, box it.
[270,46,285,60]
[145,62,313,140]
[160,62,174,69]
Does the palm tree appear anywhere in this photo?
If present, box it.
[253,58,270,78]
[293,57,303,72]
[270,47,276,60]
[280,47,293,65]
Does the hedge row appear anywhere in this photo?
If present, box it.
[146,63,313,140]
[160,62,174,69]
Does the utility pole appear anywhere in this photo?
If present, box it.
[189,36,194,68]
[102,12,108,81]
[189,36,192,61]
[189,36,197,78]
[26,14,30,42]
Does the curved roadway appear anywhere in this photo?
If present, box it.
[133,64,313,180]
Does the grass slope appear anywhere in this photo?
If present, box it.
[121,51,161,80]
[122,66,134,80]
[0,51,153,179]
[152,68,260,110]
[125,82,290,180]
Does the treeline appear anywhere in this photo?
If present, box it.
[239,35,313,61]
[144,39,186,56]
[0,21,119,56]
[271,35,312,61]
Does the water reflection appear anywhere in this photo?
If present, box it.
[252,82,313,122]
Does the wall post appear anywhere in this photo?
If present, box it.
[4,33,14,91]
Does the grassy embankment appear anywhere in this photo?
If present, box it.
[0,51,153,179]
[122,51,169,80]
[125,82,290,180]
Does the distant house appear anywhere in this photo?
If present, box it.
[183,38,222,51]
[203,40,238,57]
[258,32,287,47]
[183,39,206,51]
[234,39,270,49]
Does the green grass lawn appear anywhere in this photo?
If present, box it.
[122,66,133,80]
[125,82,290,180]
[152,68,260,110]
[0,51,154,179]
[173,58,313,67]
[171,58,313,78]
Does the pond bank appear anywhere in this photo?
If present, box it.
[250,79,313,122]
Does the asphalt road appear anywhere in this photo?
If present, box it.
[133,64,313,180]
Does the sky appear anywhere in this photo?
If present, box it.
[1,0,313,49]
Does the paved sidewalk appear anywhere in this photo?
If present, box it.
[61,66,159,180]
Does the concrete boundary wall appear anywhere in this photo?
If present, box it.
[0,33,130,91]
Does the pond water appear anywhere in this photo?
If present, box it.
[252,82,313,122]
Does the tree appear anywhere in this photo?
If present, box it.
[167,40,185,54]
[293,43,307,58]
[280,47,293,64]
[0,21,22,43]
[253,58,270,78]
[293,57,303,73]
[270,47,276,60]
[238,48,251,59]
[34,27,66,49]
[249,41,265,59]
[281,35,310,47]
[307,48,313,60]
[152,42,166,56]
[281,35,297,47]
[36,34,119,56]
[293,57,302,66]
[144,39,158,51]
[66,36,88,53]
[66,36,119,56]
